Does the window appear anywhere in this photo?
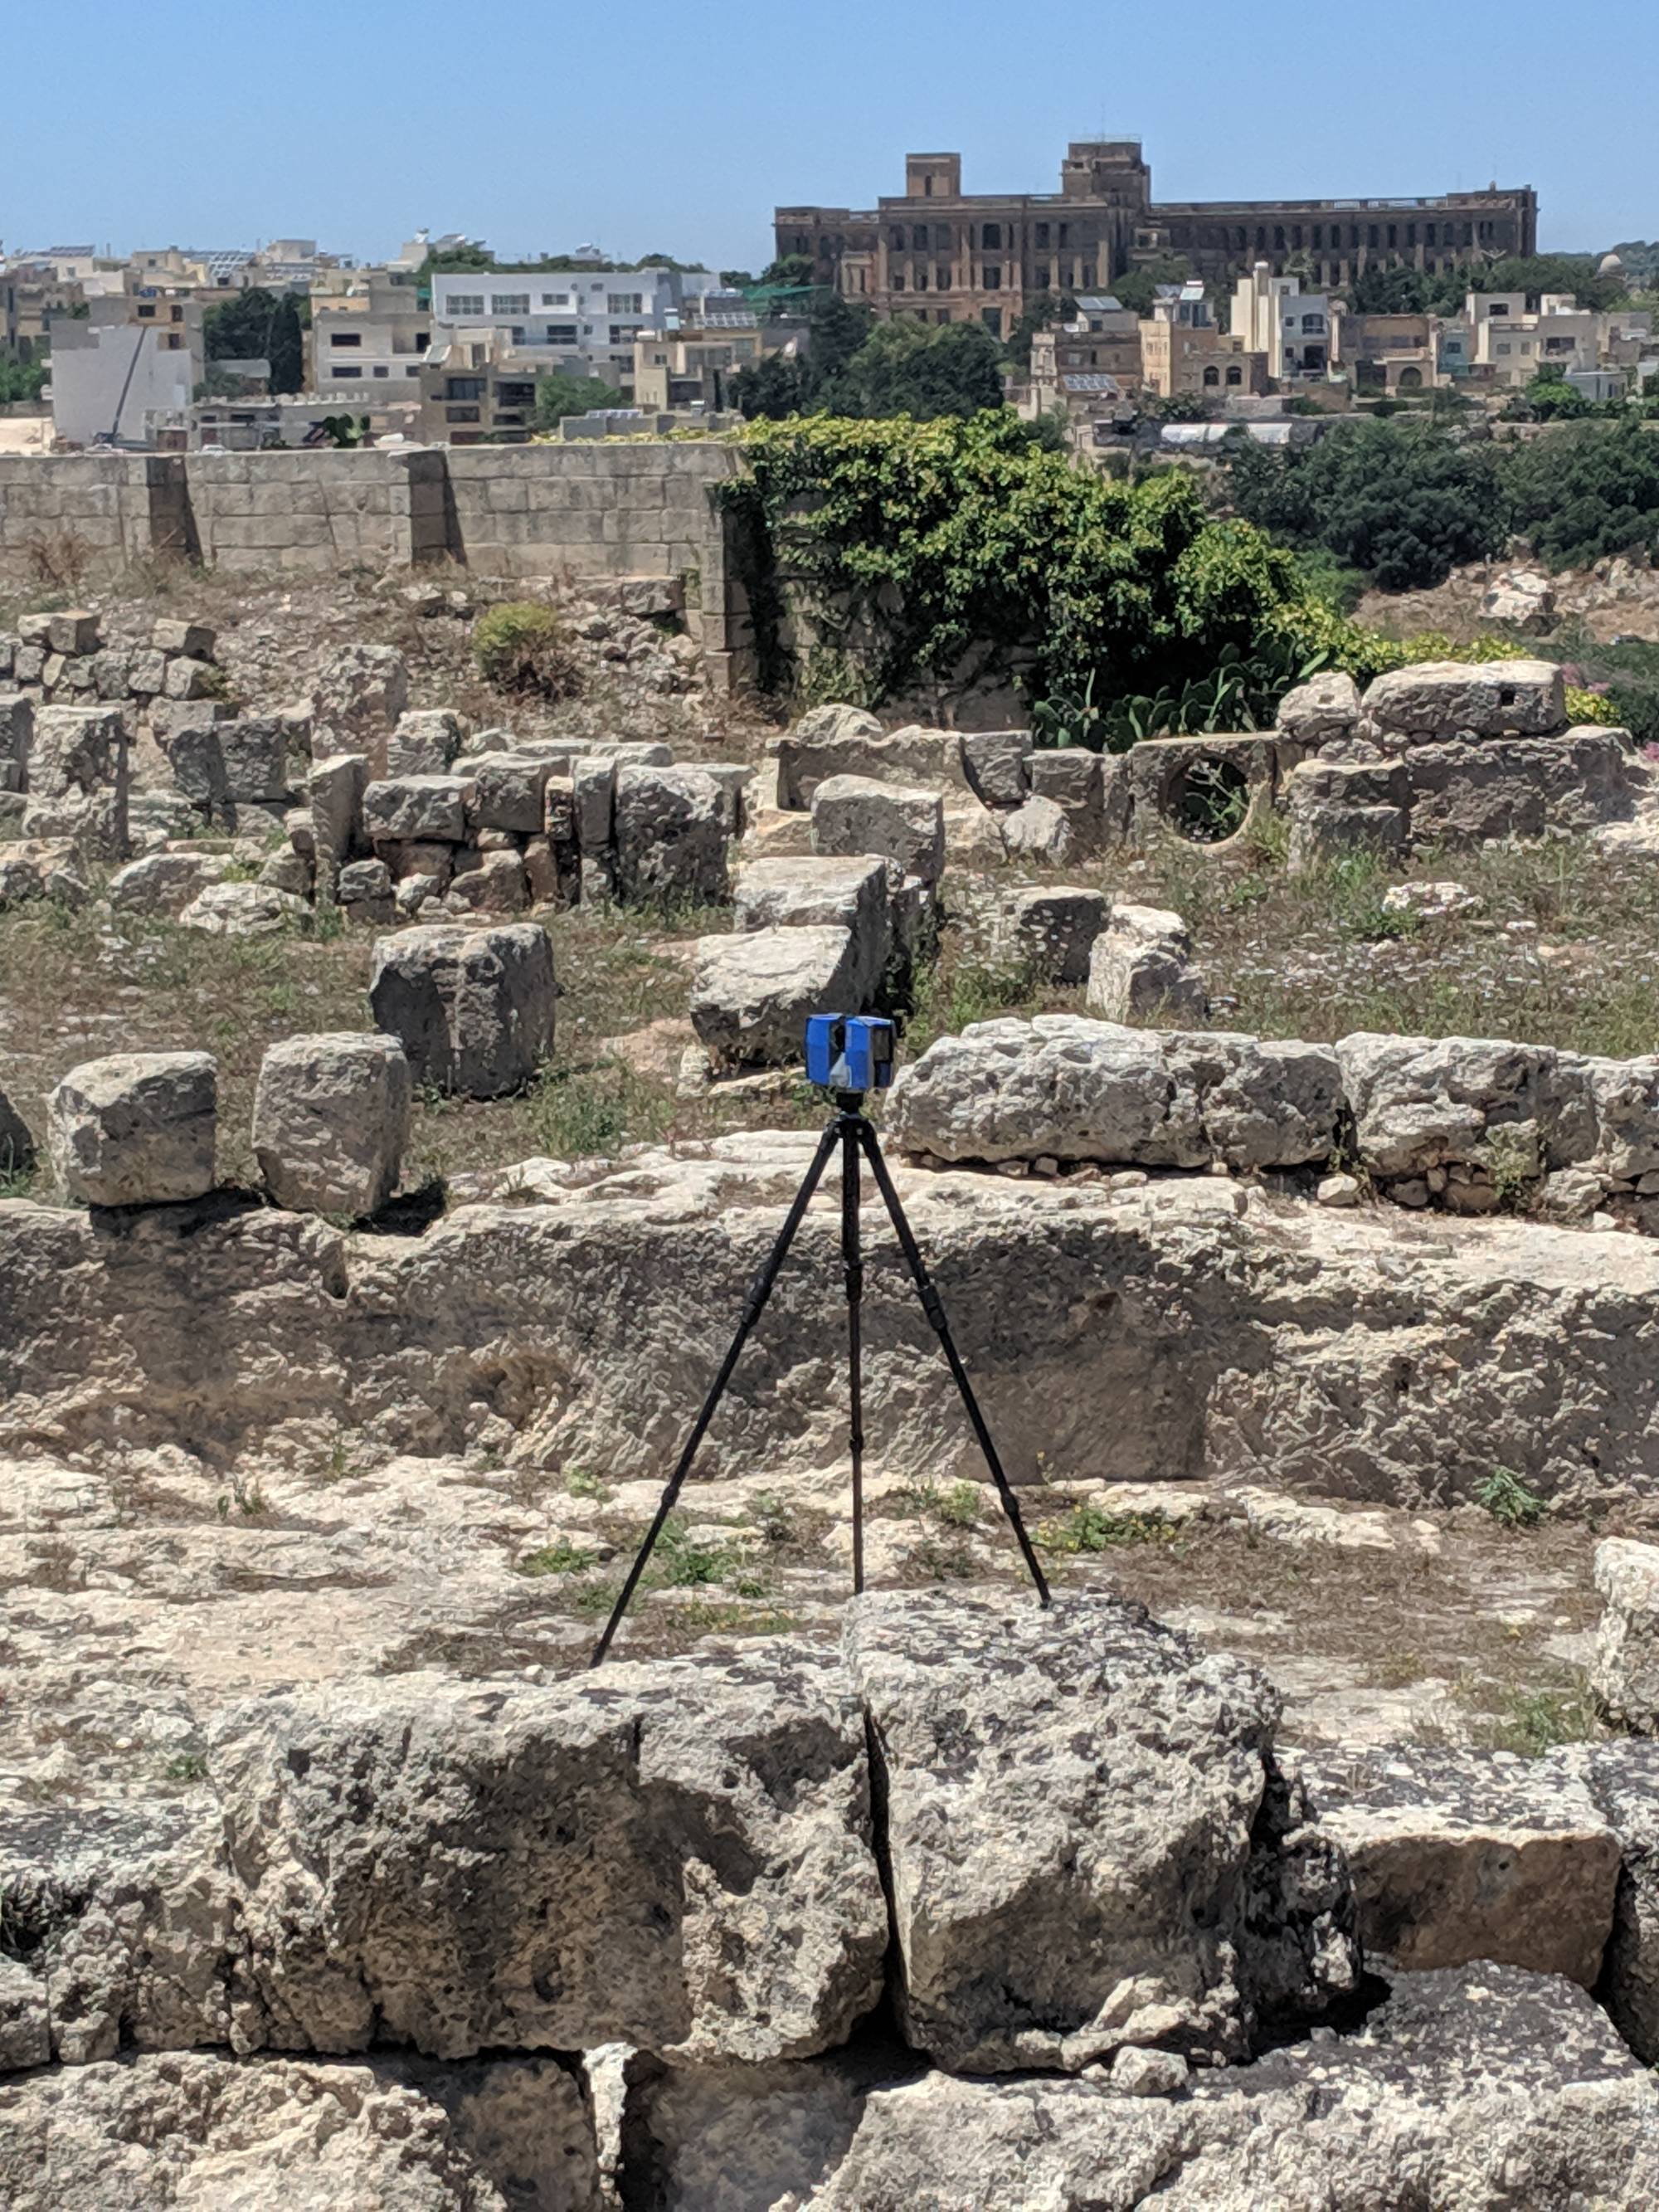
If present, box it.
[913,225,928,250]
[607,294,643,314]
[923,175,932,197]
[1034,222,1049,248]
[330,331,362,347]
[445,377,484,400]
[415,331,428,347]
[491,293,530,314]
[445,404,480,422]
[892,271,906,291]
[372,365,389,378]
[890,227,905,251]
[446,293,484,315]
[170,305,183,321]
[540,293,569,306]
[333,365,363,378]
[982,266,1001,291]
[1058,223,1069,247]
[980,306,1002,337]
[915,270,928,291]
[496,381,535,405]
[1226,364,1242,386]
[137,303,155,318]
[1496,341,1512,356]
[1204,365,1219,386]
[545,324,578,344]
[1424,223,1437,247]
[981,222,1001,250]
[1034,264,1049,291]
[405,365,421,377]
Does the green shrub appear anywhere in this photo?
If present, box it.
[472,602,581,698]
[1475,1468,1546,1528]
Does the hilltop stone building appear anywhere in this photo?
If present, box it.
[776,144,1538,337]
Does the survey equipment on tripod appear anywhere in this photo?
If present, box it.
[590,1014,1051,1666]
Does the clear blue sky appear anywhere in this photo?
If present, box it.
[7,0,1652,271]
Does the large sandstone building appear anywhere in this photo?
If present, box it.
[775,144,1537,336]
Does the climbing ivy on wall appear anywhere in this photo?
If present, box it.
[718,412,1394,724]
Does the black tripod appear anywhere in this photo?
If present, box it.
[590,1095,1052,1664]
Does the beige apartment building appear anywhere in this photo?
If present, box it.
[1138,282,1266,399]
[632,319,765,411]
[309,266,430,398]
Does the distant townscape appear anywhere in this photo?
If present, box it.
[1,138,1653,457]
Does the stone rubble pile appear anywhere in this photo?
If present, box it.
[6,1588,1659,2207]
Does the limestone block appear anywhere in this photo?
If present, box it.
[259,846,314,900]
[90,648,132,701]
[253,1033,411,1217]
[163,716,289,813]
[207,1646,886,2061]
[108,851,232,918]
[386,708,467,777]
[1364,658,1566,738]
[811,776,944,886]
[1571,1740,1659,2063]
[0,693,31,792]
[46,609,100,656]
[690,925,864,1070]
[368,921,555,1098]
[178,883,307,938]
[153,616,217,658]
[1027,747,1117,855]
[446,850,528,916]
[21,704,128,859]
[1302,1744,1618,1985]
[1593,1537,1659,1733]
[1276,669,1362,742]
[1404,731,1631,845]
[886,1015,1341,1172]
[312,643,410,770]
[163,655,220,702]
[572,756,615,849]
[13,646,45,685]
[613,764,730,904]
[467,751,551,835]
[1086,903,1207,1025]
[733,855,893,1004]
[702,761,756,836]
[1335,1032,1595,1184]
[338,857,394,906]
[362,775,469,845]
[16,611,53,649]
[961,728,1032,809]
[843,1591,1357,2073]
[47,1051,216,1206]
[999,793,1075,865]
[308,752,367,901]
[1587,1053,1659,1179]
[1000,885,1110,986]
[128,648,168,696]
[775,705,966,811]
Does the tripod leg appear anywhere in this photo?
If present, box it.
[856,1119,1052,1607]
[589,1121,841,1665]
[841,1118,866,1596]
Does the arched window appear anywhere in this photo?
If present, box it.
[1226,364,1242,386]
[1203,364,1219,386]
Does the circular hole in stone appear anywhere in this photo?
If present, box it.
[1168,754,1251,844]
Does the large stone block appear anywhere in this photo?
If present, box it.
[776,706,966,811]
[1276,669,1361,742]
[733,855,893,1005]
[160,714,289,815]
[178,882,307,938]
[1284,755,1410,871]
[152,616,216,658]
[46,1051,217,1206]
[207,1647,886,2062]
[1573,1739,1659,2063]
[253,1034,412,1218]
[1335,1032,1595,1185]
[0,693,32,792]
[22,704,128,859]
[811,776,944,886]
[1593,1537,1659,1733]
[1364,657,1566,738]
[362,774,470,845]
[961,728,1032,810]
[311,643,410,771]
[385,708,466,777]
[572,755,615,849]
[613,764,730,904]
[107,850,231,918]
[843,1591,1358,2073]
[690,925,864,1070]
[467,751,551,835]
[887,1014,1342,1172]
[999,793,1076,864]
[1027,747,1117,855]
[1303,1744,1618,1985]
[369,922,555,1098]
[1086,903,1207,1025]
[1000,885,1109,987]
[1403,730,1632,845]
[308,752,367,901]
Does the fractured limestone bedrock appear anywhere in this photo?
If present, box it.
[0,2049,596,2212]
[207,1644,886,2063]
[621,1964,1659,2212]
[3,1147,1659,1508]
[843,1589,1358,2074]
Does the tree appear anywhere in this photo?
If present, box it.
[1502,419,1659,568]
[0,349,47,403]
[1221,417,1507,590]
[758,254,817,290]
[533,371,619,429]
[729,351,811,421]
[1004,290,1077,373]
[839,320,1008,420]
[638,253,708,273]
[203,286,285,365]
[720,270,756,290]
[268,295,304,393]
[1107,257,1194,317]
[1519,368,1593,421]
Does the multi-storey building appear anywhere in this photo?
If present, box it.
[1138,281,1266,400]
[1229,266,1332,381]
[428,267,709,389]
[310,266,430,397]
[776,144,1538,328]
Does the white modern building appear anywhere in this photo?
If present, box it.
[428,267,709,387]
[1230,263,1331,381]
[51,318,196,445]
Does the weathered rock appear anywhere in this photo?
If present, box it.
[635,1966,1659,2212]
[572,755,616,850]
[447,849,529,916]
[153,616,216,658]
[1285,755,1411,869]
[1364,658,1566,738]
[961,728,1031,809]
[888,1016,1341,1172]
[1403,730,1632,845]
[307,752,367,903]
[467,751,551,835]
[253,1034,412,1218]
[999,792,1076,865]
[1483,568,1557,629]
[613,764,731,904]
[158,714,289,819]
[733,855,893,1005]
[338,856,393,907]
[107,850,231,918]
[0,1084,34,1178]
[1276,669,1361,743]
[702,762,755,837]
[46,1051,216,1206]
[690,926,864,1070]
[386,708,467,777]
[368,922,555,1097]
[210,1646,886,2062]
[843,1590,1358,2073]
[161,655,218,702]
[0,839,90,911]
[363,774,470,845]
[1087,904,1207,1026]
[1593,1537,1659,1733]
[1335,1032,1593,1185]
[21,704,128,859]
[312,643,409,770]
[260,845,314,899]
[1000,885,1110,986]
[1028,748,1121,856]
[776,705,966,811]
[0,692,30,791]
[0,2049,586,2210]
[178,881,307,938]
[1557,1739,1659,2068]
[42,608,100,656]
[811,776,945,886]
[1303,1744,1618,1985]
